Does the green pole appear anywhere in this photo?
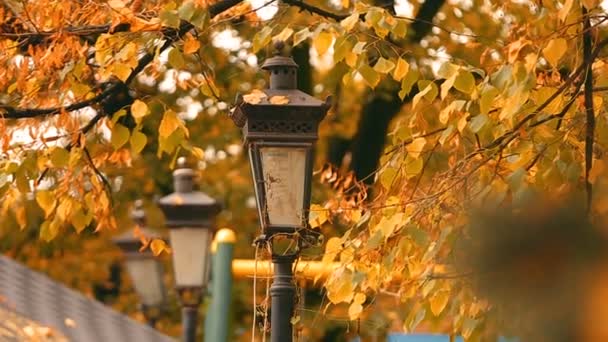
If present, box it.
[204,228,235,342]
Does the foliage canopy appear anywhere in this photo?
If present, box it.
[2,0,608,339]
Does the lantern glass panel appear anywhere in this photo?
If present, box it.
[259,146,307,227]
[169,228,211,287]
[125,257,164,306]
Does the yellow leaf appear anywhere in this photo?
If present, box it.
[151,239,171,256]
[314,31,333,56]
[326,269,354,303]
[71,207,91,233]
[589,159,605,184]
[340,12,359,32]
[243,89,267,104]
[36,191,56,218]
[40,220,60,242]
[380,167,397,189]
[412,84,432,110]
[407,137,427,159]
[354,292,366,304]
[200,79,219,98]
[309,204,328,228]
[274,27,294,43]
[392,58,409,81]
[542,38,567,68]
[341,0,349,8]
[373,57,395,74]
[112,64,132,82]
[269,95,290,105]
[108,0,125,9]
[159,110,181,138]
[50,148,70,168]
[15,206,26,230]
[454,70,475,94]
[582,0,599,8]
[321,237,342,264]
[130,130,147,154]
[293,28,312,46]
[349,209,362,223]
[111,123,130,149]
[191,146,205,160]
[430,290,450,316]
[348,302,363,320]
[183,33,200,54]
[168,48,185,69]
[253,26,273,53]
[558,0,574,22]
[358,64,380,88]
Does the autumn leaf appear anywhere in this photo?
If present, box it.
[392,58,409,81]
[309,204,328,228]
[293,28,312,46]
[150,239,171,256]
[274,27,294,43]
[348,302,363,320]
[430,290,450,316]
[314,31,333,56]
[111,123,130,149]
[50,148,70,168]
[373,57,395,74]
[558,0,574,22]
[269,95,289,105]
[183,33,200,55]
[71,208,91,233]
[191,146,205,160]
[130,130,147,154]
[36,191,56,218]
[340,12,359,32]
[358,65,380,88]
[159,110,182,138]
[543,38,567,68]
[326,269,354,304]
[243,89,267,104]
[131,100,149,121]
[407,137,427,159]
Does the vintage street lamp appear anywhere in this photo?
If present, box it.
[157,157,221,342]
[230,43,330,342]
[113,200,166,327]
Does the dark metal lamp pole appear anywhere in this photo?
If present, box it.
[158,157,221,342]
[230,42,330,342]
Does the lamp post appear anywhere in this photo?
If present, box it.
[230,42,330,342]
[113,200,166,327]
[157,157,221,342]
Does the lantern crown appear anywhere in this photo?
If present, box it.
[230,43,331,142]
[113,201,164,255]
[158,157,221,228]
[130,199,146,226]
[261,41,299,90]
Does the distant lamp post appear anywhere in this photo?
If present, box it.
[113,200,165,327]
[230,42,330,342]
[157,157,221,342]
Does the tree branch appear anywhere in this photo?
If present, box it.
[0,0,243,120]
[582,7,596,213]
[0,83,120,119]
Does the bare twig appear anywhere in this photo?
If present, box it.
[83,146,114,207]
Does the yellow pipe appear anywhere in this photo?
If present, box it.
[232,259,339,283]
